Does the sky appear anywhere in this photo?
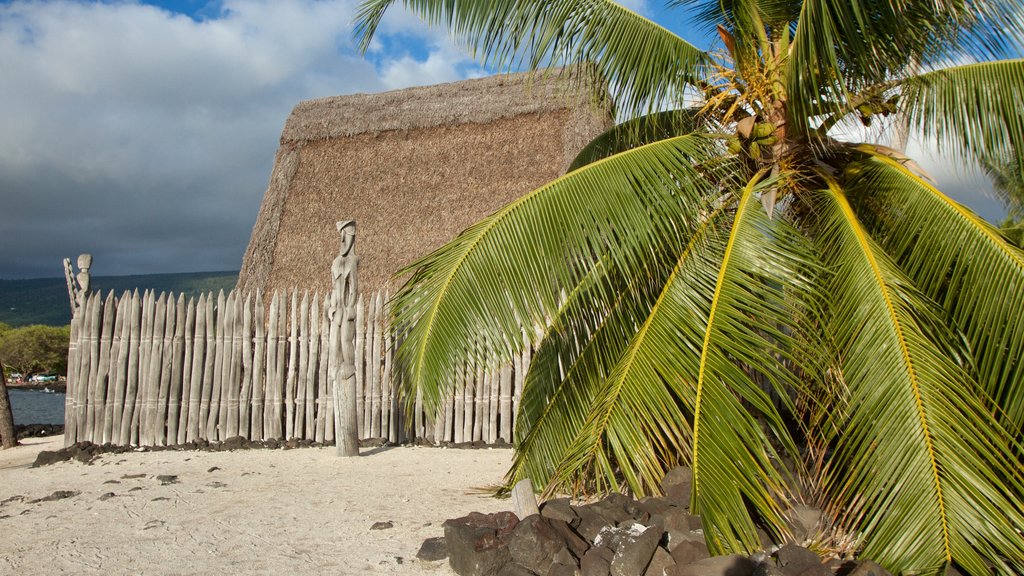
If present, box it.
[0,0,1005,279]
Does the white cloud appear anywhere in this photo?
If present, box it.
[0,0,478,278]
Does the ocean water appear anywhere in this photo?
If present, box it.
[8,388,66,425]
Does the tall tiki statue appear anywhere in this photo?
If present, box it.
[331,221,359,456]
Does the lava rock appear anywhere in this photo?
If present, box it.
[30,490,79,503]
[219,436,247,451]
[32,449,72,467]
[444,511,519,576]
[540,498,578,525]
[417,537,448,562]
[581,547,614,576]
[575,506,612,544]
[669,554,757,576]
[669,540,710,567]
[774,544,828,576]
[507,515,568,574]
[610,524,663,576]
[644,546,676,576]
[370,521,394,530]
[660,467,693,506]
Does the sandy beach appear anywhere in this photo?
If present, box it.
[0,437,513,575]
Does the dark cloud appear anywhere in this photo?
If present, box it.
[0,0,478,278]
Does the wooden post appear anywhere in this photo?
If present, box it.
[177,296,197,444]
[369,293,382,439]
[473,358,484,442]
[303,294,319,440]
[239,293,254,440]
[224,291,242,439]
[454,358,466,444]
[265,292,280,439]
[354,295,366,439]
[285,289,299,439]
[315,294,329,443]
[110,291,130,444]
[511,478,540,519]
[199,294,216,441]
[499,362,513,443]
[120,290,142,446]
[186,294,208,442]
[295,291,310,439]
[84,291,102,442]
[93,291,115,444]
[153,295,175,445]
[271,291,287,439]
[251,291,266,440]
[207,290,226,440]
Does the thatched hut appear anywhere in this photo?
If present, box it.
[236,69,613,297]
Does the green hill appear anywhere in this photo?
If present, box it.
[0,271,238,327]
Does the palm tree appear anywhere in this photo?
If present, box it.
[355,1,1024,573]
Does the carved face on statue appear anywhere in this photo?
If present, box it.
[337,220,356,256]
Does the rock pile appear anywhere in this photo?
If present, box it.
[426,467,894,576]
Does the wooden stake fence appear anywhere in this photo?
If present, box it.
[64,288,530,447]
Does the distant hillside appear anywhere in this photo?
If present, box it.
[0,271,238,327]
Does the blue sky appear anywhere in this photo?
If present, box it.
[0,0,1004,279]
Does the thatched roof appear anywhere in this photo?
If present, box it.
[236,69,613,298]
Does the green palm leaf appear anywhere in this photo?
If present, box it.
[390,135,725,415]
[899,60,1024,176]
[568,108,705,171]
[812,176,1024,575]
[785,0,1020,132]
[843,153,1024,434]
[354,0,710,117]
[544,174,817,552]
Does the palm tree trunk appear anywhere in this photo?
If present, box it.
[0,361,16,449]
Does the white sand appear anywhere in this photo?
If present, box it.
[0,437,513,575]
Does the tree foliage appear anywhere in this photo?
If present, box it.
[356,1,1024,573]
[0,325,70,378]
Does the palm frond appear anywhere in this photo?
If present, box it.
[899,59,1024,176]
[556,172,816,552]
[842,152,1024,436]
[568,108,706,171]
[510,206,706,496]
[811,175,1024,575]
[389,134,727,416]
[354,0,710,116]
[785,0,1022,133]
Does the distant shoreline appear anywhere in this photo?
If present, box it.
[6,381,67,393]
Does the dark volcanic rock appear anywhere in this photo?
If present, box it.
[507,515,568,574]
[540,498,578,525]
[370,521,394,530]
[581,547,614,576]
[30,490,79,503]
[15,424,64,439]
[660,467,693,507]
[669,540,710,567]
[32,449,72,467]
[575,505,612,544]
[669,554,756,576]
[645,547,676,576]
[844,560,893,576]
[775,544,829,576]
[444,511,519,576]
[609,524,662,576]
[497,563,537,576]
[417,537,448,562]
